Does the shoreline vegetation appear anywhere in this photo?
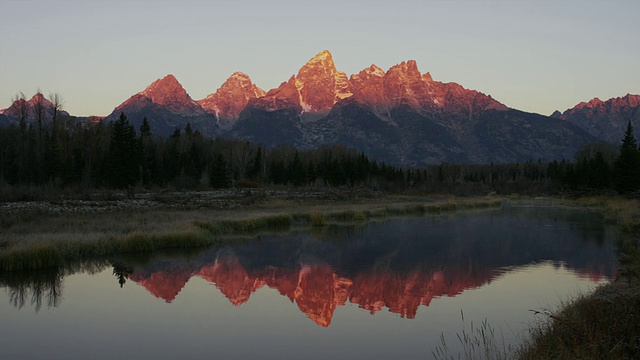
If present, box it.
[513,196,640,360]
[0,189,503,272]
[433,195,640,359]
[2,189,639,358]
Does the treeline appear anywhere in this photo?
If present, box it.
[409,122,639,196]
[1,111,639,197]
[0,112,404,191]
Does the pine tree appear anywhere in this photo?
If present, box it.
[210,153,231,189]
[288,151,307,186]
[107,112,140,188]
[139,117,156,186]
[140,117,151,137]
[246,147,263,181]
[613,121,640,194]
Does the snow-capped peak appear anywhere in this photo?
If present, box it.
[308,49,333,63]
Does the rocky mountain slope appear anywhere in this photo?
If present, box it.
[230,51,594,164]
[0,93,69,126]
[553,94,640,144]
[197,72,265,129]
[103,74,217,136]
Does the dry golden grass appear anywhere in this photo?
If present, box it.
[0,195,504,271]
[560,196,640,232]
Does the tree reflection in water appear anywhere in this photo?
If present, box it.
[0,261,109,312]
[112,262,133,288]
[2,269,63,312]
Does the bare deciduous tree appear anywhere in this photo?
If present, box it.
[49,92,63,132]
[12,92,28,137]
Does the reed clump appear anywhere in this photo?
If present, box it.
[326,210,368,222]
[517,281,640,359]
[602,198,640,232]
[1,196,504,272]
[561,196,640,232]
[0,245,64,272]
[309,212,326,226]
[0,231,213,272]
[194,214,293,235]
[433,312,511,360]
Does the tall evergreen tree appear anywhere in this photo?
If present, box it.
[288,151,307,186]
[613,121,640,194]
[139,117,156,186]
[210,153,231,189]
[107,112,140,188]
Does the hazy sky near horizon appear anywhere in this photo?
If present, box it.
[1,0,639,116]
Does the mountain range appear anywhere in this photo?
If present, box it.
[2,50,639,165]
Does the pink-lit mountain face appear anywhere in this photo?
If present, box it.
[197,72,266,126]
[230,50,593,164]
[554,94,640,144]
[6,50,609,165]
[246,50,352,118]
[0,93,69,125]
[104,74,217,136]
[348,59,507,119]
[240,50,505,120]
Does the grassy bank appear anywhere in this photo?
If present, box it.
[514,196,640,359]
[0,195,502,272]
[430,195,640,359]
[558,196,640,232]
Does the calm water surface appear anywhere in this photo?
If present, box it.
[0,207,623,359]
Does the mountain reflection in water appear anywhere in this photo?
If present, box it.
[0,207,620,327]
[124,207,618,326]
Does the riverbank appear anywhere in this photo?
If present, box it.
[514,196,640,359]
[0,190,503,271]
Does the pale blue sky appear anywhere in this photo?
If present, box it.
[1,0,639,116]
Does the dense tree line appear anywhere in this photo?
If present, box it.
[1,110,639,197]
[0,112,404,192]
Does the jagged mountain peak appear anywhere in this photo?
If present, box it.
[559,93,640,143]
[105,74,216,137]
[198,72,266,122]
[573,94,640,111]
[229,71,251,79]
[360,64,385,78]
[386,60,422,80]
[248,75,302,113]
[0,92,68,122]
[306,49,333,64]
[29,92,48,103]
[295,50,352,112]
[296,50,340,81]
[139,74,193,106]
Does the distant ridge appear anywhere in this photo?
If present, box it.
[554,94,640,144]
[5,50,631,165]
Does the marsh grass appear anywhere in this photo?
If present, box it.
[0,196,503,271]
[516,281,640,359]
[433,311,512,360]
[0,230,213,272]
[561,196,640,232]
[514,197,640,359]
[432,196,640,359]
[194,214,293,235]
[309,212,326,226]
